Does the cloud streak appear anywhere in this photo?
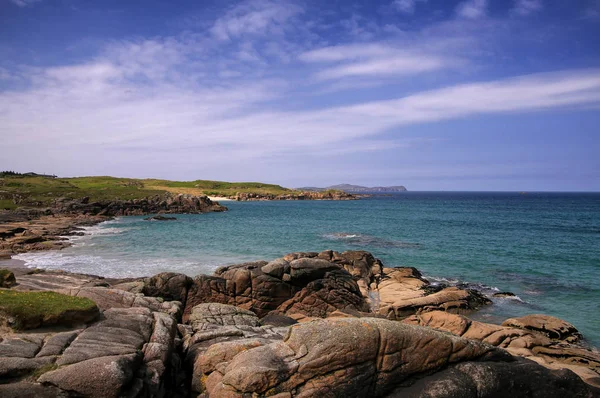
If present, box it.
[456,0,488,19]
[512,0,543,16]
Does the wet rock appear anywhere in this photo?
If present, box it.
[144,215,177,221]
[493,291,517,298]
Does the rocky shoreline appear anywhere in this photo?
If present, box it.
[0,193,227,258]
[228,191,360,201]
[1,250,599,397]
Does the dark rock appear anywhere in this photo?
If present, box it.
[276,270,370,318]
[144,215,177,221]
[0,269,16,288]
[259,313,298,327]
[493,291,517,298]
[0,356,55,380]
[397,357,599,398]
[0,382,67,398]
[142,272,193,304]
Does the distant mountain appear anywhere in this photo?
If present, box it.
[297,184,407,193]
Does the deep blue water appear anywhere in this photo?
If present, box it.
[15,192,600,346]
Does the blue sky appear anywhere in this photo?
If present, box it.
[1,0,599,191]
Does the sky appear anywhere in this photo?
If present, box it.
[1,0,599,191]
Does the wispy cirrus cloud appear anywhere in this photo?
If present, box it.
[391,0,428,14]
[9,0,42,7]
[512,0,543,16]
[210,0,303,41]
[299,43,462,81]
[456,0,488,19]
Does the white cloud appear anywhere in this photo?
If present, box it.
[10,0,42,7]
[210,0,303,41]
[456,0,488,19]
[300,43,460,81]
[313,54,451,80]
[391,0,427,14]
[2,63,599,178]
[512,0,543,16]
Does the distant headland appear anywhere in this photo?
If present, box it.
[297,184,408,193]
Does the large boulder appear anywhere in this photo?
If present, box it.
[202,317,598,397]
[142,272,193,304]
[180,303,288,395]
[275,269,371,319]
[183,257,368,321]
[404,311,600,388]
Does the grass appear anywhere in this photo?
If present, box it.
[0,290,98,330]
[0,175,299,208]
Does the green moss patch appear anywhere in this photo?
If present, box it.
[0,290,99,330]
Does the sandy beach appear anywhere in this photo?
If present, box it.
[207,196,233,201]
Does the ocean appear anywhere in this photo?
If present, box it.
[14,192,600,347]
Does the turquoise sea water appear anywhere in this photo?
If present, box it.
[15,192,600,346]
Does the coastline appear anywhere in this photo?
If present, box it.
[1,249,598,396]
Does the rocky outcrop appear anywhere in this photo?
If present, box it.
[144,215,177,221]
[182,250,490,324]
[403,310,600,388]
[232,191,358,201]
[0,286,184,397]
[52,193,227,217]
[502,314,583,343]
[197,316,598,397]
[1,252,599,396]
[183,256,373,321]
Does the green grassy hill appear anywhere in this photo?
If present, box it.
[0,175,295,210]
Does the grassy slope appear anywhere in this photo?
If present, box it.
[0,175,296,209]
[0,289,97,330]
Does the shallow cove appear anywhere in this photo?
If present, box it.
[14,192,600,347]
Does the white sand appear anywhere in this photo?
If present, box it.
[207,196,233,202]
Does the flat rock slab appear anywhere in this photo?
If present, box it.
[503,314,582,343]
[189,303,260,331]
[0,381,67,398]
[0,356,55,379]
[0,334,46,358]
[57,307,153,366]
[39,353,142,398]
